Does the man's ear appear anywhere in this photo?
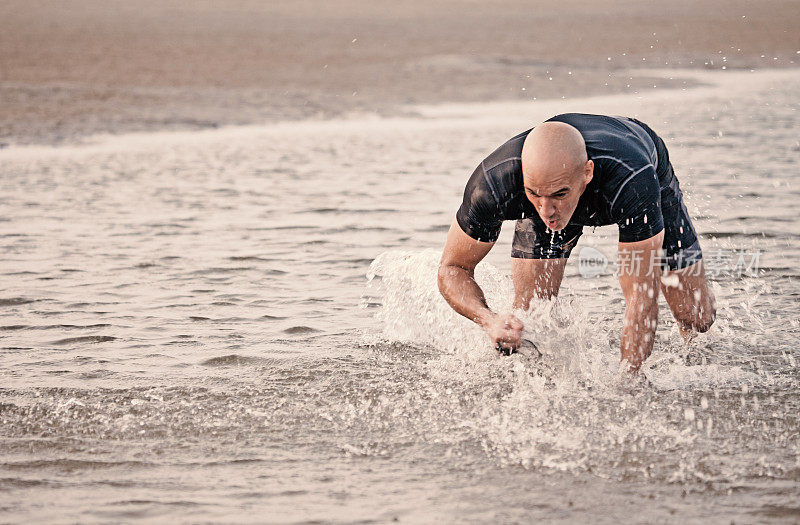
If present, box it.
[584,160,594,184]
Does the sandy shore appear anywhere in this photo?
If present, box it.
[1,0,799,145]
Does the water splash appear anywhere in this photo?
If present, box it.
[364,249,799,481]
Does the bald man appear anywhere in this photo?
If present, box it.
[438,113,715,373]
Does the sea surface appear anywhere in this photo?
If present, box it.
[1,69,799,523]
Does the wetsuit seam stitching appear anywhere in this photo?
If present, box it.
[482,157,521,173]
[480,161,501,207]
[608,163,654,212]
[593,155,634,173]
[592,155,634,208]
[624,117,660,167]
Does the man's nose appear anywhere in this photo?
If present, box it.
[539,198,556,217]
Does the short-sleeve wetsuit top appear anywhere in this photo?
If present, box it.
[456,113,676,258]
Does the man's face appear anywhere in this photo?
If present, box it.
[524,160,593,231]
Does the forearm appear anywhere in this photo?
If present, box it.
[620,296,658,371]
[437,264,496,327]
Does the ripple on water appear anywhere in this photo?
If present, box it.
[1,459,152,471]
[282,326,321,335]
[3,323,114,331]
[227,256,276,262]
[200,354,270,367]
[0,297,36,306]
[51,336,117,346]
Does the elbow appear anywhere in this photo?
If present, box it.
[436,264,450,295]
[437,263,467,296]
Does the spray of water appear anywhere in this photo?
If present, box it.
[363,249,798,480]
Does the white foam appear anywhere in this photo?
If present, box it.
[366,248,794,397]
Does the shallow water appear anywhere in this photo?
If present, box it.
[1,69,799,523]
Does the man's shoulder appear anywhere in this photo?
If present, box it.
[480,129,531,174]
[546,112,629,129]
[549,113,657,168]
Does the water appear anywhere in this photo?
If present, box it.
[1,69,799,522]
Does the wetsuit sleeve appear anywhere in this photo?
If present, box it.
[455,163,503,242]
[611,165,665,243]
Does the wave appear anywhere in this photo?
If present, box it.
[0,297,36,306]
[282,326,321,335]
[199,354,268,367]
[1,459,150,470]
[51,336,117,345]
[2,323,113,331]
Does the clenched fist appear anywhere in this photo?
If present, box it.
[483,313,524,355]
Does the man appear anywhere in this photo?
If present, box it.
[437,113,715,373]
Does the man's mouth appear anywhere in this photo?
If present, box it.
[545,218,559,229]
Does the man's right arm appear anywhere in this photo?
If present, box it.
[438,219,524,351]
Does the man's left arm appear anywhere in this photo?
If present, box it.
[617,230,664,373]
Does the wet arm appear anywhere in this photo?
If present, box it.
[618,230,664,372]
[437,219,497,327]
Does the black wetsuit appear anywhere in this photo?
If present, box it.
[455,113,701,270]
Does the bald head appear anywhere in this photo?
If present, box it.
[519,121,593,231]
[521,121,588,184]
